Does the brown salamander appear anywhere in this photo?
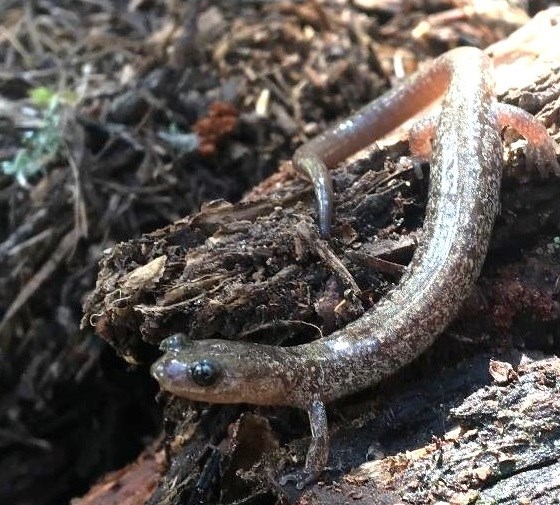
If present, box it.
[151,47,559,488]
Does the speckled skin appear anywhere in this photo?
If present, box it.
[151,48,559,488]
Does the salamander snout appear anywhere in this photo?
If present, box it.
[150,354,188,386]
[151,352,221,392]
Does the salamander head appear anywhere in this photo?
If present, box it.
[150,334,297,406]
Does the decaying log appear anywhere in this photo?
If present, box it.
[81,8,560,505]
[336,353,560,505]
[287,352,560,505]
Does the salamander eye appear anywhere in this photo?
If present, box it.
[190,360,218,386]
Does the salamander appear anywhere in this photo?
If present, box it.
[151,47,559,489]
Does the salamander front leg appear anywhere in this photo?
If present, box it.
[279,398,329,490]
[494,102,560,177]
[292,151,334,238]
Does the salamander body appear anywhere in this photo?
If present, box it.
[151,48,559,488]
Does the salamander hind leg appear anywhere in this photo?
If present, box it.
[279,399,329,489]
[495,102,560,178]
[408,108,440,162]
